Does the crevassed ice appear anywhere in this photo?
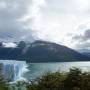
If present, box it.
[0,60,28,82]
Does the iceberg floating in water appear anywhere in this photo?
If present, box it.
[0,60,28,82]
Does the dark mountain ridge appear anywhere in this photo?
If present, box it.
[0,40,89,62]
[78,49,90,58]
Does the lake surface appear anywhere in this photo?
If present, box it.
[1,60,90,81]
[25,61,90,80]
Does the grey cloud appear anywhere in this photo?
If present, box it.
[73,29,90,41]
[84,29,90,39]
[0,0,34,42]
[72,29,90,49]
[75,42,90,51]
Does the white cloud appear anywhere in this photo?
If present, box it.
[0,1,7,9]
[3,42,17,48]
[32,0,90,48]
[0,0,90,49]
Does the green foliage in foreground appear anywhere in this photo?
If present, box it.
[1,68,90,90]
[27,68,90,90]
[0,64,8,90]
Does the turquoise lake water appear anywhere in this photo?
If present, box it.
[1,60,90,81]
[24,61,90,80]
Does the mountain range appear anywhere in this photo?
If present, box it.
[0,40,89,62]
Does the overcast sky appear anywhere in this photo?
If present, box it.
[0,0,90,50]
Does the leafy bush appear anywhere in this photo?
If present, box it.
[1,67,90,90]
[0,64,8,90]
[27,68,90,90]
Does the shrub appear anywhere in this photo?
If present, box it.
[0,64,8,90]
[27,68,90,90]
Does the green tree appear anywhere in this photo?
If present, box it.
[63,68,82,90]
[0,63,8,90]
[26,68,90,90]
[27,72,65,90]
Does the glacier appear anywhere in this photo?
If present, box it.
[0,60,28,82]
